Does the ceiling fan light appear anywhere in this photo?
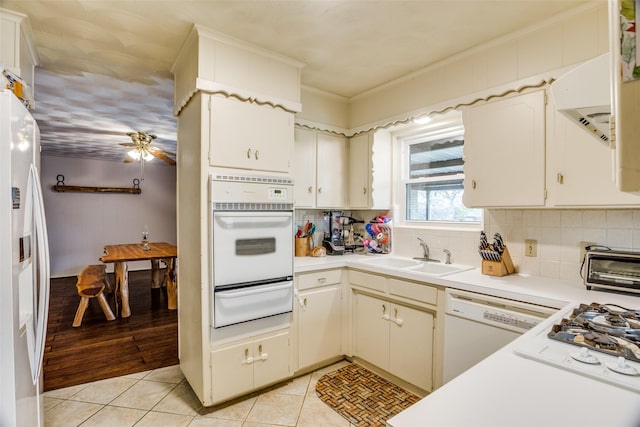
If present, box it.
[127,148,142,161]
[142,151,154,161]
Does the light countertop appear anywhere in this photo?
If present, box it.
[295,253,640,427]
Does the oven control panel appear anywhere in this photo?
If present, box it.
[268,187,289,200]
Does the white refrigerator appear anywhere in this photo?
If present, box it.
[0,90,50,426]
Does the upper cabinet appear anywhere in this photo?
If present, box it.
[462,90,546,208]
[293,127,347,208]
[547,99,640,207]
[462,87,640,208]
[209,96,294,174]
[0,8,39,104]
[348,131,391,209]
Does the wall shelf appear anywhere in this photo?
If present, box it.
[51,175,141,194]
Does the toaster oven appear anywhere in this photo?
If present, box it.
[584,249,640,293]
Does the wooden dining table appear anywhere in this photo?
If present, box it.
[99,242,177,317]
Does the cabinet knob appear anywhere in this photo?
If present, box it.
[255,150,260,160]
[557,173,564,184]
[318,187,323,193]
[307,186,313,193]
[246,148,252,159]
[363,187,367,195]
[471,180,477,189]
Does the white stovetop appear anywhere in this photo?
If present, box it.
[295,254,640,427]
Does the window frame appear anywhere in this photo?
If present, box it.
[393,114,483,231]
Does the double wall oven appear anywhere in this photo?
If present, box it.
[210,174,294,330]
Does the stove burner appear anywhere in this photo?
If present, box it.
[548,303,640,363]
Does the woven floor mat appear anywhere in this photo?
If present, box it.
[315,363,420,427]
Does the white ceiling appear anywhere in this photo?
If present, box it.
[3,0,592,162]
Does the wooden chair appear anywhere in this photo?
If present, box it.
[72,264,116,327]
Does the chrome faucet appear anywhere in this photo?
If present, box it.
[443,249,451,264]
[414,237,440,262]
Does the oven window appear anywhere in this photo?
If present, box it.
[236,238,276,255]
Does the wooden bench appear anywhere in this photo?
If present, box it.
[73,264,116,327]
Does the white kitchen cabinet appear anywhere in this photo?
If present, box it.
[209,95,294,174]
[293,128,347,208]
[293,128,317,207]
[0,9,38,104]
[354,292,434,391]
[348,131,391,209]
[296,285,342,370]
[211,330,290,404]
[295,269,343,371]
[462,90,546,208]
[547,105,640,207]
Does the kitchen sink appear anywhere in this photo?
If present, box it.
[358,257,422,269]
[406,262,473,276]
[356,256,473,276]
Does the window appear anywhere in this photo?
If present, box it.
[399,120,481,224]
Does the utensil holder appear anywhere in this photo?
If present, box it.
[295,237,311,257]
[481,246,515,277]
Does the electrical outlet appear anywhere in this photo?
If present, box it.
[525,239,537,257]
[579,241,596,261]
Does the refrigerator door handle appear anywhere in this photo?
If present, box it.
[27,164,50,385]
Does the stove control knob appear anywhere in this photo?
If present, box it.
[606,356,639,376]
[570,347,600,365]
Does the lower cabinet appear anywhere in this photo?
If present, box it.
[297,284,342,370]
[211,330,290,403]
[354,292,434,391]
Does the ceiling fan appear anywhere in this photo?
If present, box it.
[120,131,176,179]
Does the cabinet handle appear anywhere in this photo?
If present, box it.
[472,179,477,189]
[303,297,307,308]
[244,348,254,364]
[382,304,390,320]
[318,187,323,194]
[307,186,313,193]
[363,187,367,194]
[392,308,403,326]
[247,148,252,159]
[255,150,260,160]
[317,277,326,284]
[258,344,268,361]
[557,173,564,184]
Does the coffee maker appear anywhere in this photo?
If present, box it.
[322,210,345,255]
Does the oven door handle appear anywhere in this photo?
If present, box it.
[215,215,292,228]
[215,282,292,298]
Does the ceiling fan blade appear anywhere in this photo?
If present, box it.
[123,157,136,163]
[119,142,138,147]
[148,146,176,165]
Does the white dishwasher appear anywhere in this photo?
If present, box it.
[442,288,557,384]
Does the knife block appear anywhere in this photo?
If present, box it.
[481,246,515,277]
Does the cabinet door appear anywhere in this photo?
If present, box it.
[211,341,254,403]
[253,331,291,389]
[389,303,434,391]
[348,134,371,209]
[209,96,293,173]
[462,90,546,207]
[316,133,347,208]
[550,110,640,207]
[354,293,389,369]
[298,285,342,369]
[293,128,317,207]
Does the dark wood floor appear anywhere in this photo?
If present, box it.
[44,269,178,391]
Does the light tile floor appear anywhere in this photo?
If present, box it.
[44,360,355,427]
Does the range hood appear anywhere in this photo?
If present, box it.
[551,53,611,144]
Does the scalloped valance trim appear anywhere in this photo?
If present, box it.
[174,78,302,116]
[296,79,553,138]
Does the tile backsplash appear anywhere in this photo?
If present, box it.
[296,208,640,283]
[394,209,640,283]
